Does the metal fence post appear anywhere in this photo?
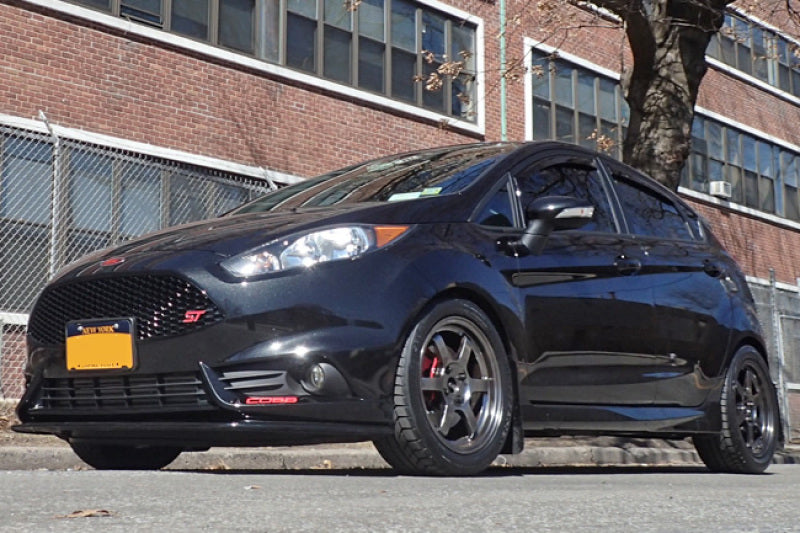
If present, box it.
[770,269,792,442]
[39,111,66,277]
[0,318,4,400]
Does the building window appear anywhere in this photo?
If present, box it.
[121,0,163,25]
[530,49,628,158]
[171,0,208,39]
[0,137,53,225]
[391,0,417,102]
[358,0,386,93]
[681,115,793,219]
[69,0,478,122]
[219,0,256,53]
[707,12,800,100]
[172,0,210,39]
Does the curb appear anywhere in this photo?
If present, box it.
[6,443,798,472]
[0,444,703,471]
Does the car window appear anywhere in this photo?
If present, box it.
[475,180,515,227]
[515,163,616,233]
[612,176,693,240]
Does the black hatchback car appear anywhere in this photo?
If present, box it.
[15,142,780,475]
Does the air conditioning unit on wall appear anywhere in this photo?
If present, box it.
[709,180,732,199]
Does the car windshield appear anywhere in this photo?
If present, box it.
[230,144,516,214]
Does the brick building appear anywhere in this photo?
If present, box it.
[2,0,800,433]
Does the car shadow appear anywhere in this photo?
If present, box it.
[180,464,719,477]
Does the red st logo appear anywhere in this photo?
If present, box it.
[182,310,207,323]
[100,257,125,267]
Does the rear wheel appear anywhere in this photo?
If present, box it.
[374,300,513,475]
[694,345,779,474]
[70,441,181,470]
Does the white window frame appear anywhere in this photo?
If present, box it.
[20,0,485,135]
[523,39,622,143]
[0,112,301,184]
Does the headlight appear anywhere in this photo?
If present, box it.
[221,225,409,278]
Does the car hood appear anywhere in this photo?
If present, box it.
[52,199,459,280]
[124,200,456,253]
[109,209,325,255]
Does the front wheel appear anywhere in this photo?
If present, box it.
[694,345,780,473]
[70,441,182,470]
[374,299,513,476]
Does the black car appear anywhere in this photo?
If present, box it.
[15,142,780,475]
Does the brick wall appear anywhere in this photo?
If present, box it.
[687,198,800,285]
[0,0,492,178]
[697,69,800,148]
[0,326,26,400]
[789,391,800,441]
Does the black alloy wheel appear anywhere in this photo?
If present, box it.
[374,299,513,475]
[694,345,780,474]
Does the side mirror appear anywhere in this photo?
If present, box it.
[516,196,594,254]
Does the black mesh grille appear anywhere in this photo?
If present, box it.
[28,274,224,345]
[219,369,292,396]
[39,372,210,410]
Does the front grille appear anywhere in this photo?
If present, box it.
[39,372,210,410]
[28,274,224,345]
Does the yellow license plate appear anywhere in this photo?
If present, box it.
[66,319,135,371]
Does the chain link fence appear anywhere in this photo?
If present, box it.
[749,277,800,442]
[0,121,273,398]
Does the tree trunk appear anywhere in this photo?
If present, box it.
[620,0,726,190]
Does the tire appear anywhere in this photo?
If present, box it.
[70,441,181,470]
[694,345,779,474]
[373,299,513,476]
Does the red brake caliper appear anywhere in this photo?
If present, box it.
[423,348,441,406]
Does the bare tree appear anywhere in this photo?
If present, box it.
[594,0,729,190]
[413,0,800,191]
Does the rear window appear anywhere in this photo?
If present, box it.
[613,177,694,240]
[231,144,516,214]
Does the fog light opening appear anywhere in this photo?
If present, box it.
[308,364,326,391]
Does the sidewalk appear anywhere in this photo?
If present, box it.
[3,400,799,471]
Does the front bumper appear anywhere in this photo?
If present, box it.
[13,419,392,448]
[15,354,393,447]
[17,241,437,447]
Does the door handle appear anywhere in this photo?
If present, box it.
[615,255,642,276]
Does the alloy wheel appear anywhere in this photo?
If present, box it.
[419,316,503,454]
[733,362,775,458]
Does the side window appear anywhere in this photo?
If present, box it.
[613,177,693,240]
[476,181,515,227]
[515,163,616,233]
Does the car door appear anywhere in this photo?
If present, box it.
[606,168,734,407]
[508,155,664,408]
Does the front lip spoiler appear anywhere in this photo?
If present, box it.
[12,420,392,448]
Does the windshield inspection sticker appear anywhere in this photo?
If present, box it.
[388,188,443,202]
[388,192,422,202]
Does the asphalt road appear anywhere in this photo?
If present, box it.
[2,464,799,532]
